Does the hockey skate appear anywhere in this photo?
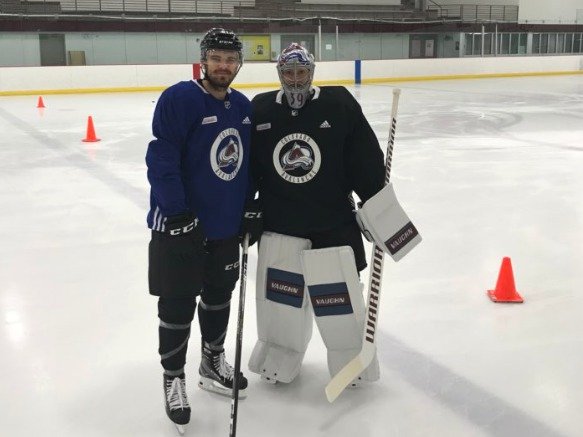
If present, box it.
[163,374,190,435]
[199,343,248,398]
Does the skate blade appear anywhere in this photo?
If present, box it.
[175,423,186,435]
[198,377,247,399]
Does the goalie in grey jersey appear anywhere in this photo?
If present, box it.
[247,43,389,387]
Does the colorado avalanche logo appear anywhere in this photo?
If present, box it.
[210,128,243,181]
[281,143,313,171]
[218,138,239,168]
[273,133,321,184]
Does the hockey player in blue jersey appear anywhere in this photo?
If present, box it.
[145,28,256,433]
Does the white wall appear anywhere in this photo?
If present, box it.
[362,55,582,79]
[0,33,40,67]
[0,65,192,94]
[518,0,583,23]
[0,56,581,94]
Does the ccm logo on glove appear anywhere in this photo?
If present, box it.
[225,261,240,271]
[168,219,198,236]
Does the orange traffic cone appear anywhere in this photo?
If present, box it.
[82,116,101,142]
[37,96,45,108]
[487,257,523,303]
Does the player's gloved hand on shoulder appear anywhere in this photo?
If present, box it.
[240,199,263,247]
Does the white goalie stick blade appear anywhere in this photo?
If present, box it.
[325,342,376,403]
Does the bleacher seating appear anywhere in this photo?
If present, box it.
[3,0,518,22]
[0,0,61,14]
[57,0,254,16]
[0,0,426,20]
[235,0,425,20]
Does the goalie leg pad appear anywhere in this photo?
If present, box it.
[248,232,313,383]
[301,246,379,382]
[356,182,422,262]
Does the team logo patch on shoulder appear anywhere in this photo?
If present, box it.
[273,133,321,184]
[256,123,271,131]
[202,116,218,125]
[210,128,244,181]
[242,116,251,124]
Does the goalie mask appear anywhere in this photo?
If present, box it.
[277,43,315,109]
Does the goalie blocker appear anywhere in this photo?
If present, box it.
[356,182,421,262]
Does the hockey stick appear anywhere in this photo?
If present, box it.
[325,88,401,403]
[229,233,250,437]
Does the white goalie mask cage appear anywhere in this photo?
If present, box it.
[277,43,315,109]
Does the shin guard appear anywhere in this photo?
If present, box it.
[248,232,312,383]
[301,246,379,382]
[158,297,196,376]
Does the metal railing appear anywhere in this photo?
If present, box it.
[427,3,519,22]
[0,0,521,22]
[0,0,426,20]
[0,0,256,15]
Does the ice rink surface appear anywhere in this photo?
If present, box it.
[1,74,582,437]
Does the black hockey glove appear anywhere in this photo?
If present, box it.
[149,213,205,297]
[165,213,199,236]
[240,199,263,247]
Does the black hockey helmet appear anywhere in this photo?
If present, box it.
[200,28,243,63]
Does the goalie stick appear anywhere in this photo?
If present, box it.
[229,233,249,437]
[325,88,401,403]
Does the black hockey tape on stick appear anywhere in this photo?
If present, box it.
[325,88,401,403]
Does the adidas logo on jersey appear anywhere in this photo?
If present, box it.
[242,116,251,124]
[320,120,331,128]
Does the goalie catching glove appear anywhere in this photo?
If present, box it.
[356,183,421,262]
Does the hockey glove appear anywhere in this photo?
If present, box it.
[240,199,263,246]
[165,213,198,236]
[148,213,205,297]
[163,213,204,263]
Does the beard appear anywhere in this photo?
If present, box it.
[205,69,236,91]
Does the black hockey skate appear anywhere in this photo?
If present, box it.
[198,343,248,398]
[163,374,190,435]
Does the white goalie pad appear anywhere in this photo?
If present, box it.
[301,246,379,382]
[248,232,313,383]
[356,182,422,262]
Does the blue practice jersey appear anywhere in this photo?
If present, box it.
[146,80,252,240]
